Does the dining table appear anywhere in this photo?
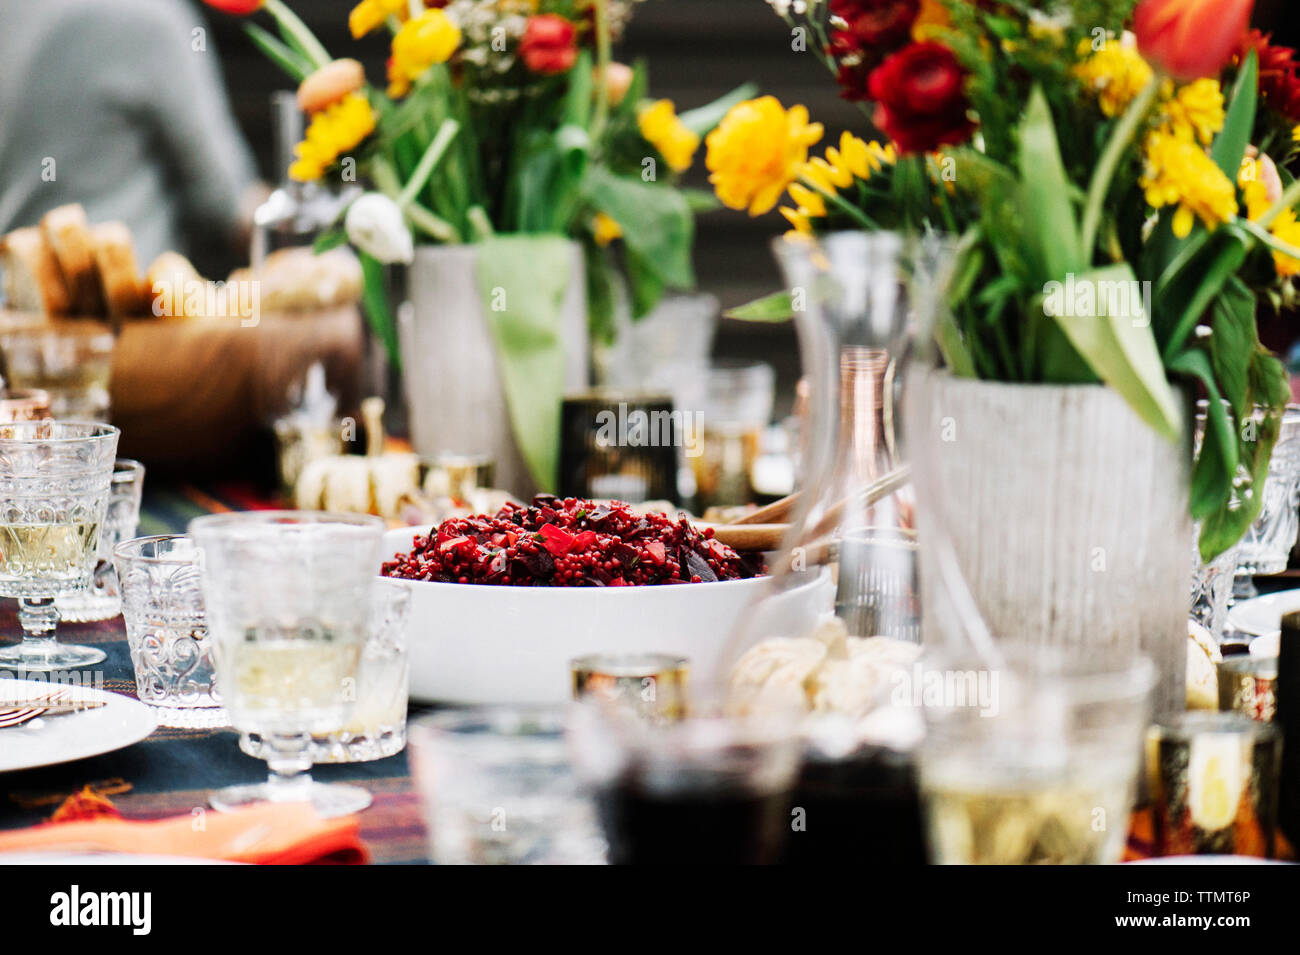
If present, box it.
[0,480,1284,864]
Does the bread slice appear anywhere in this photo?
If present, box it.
[0,227,72,314]
[90,221,143,317]
[143,251,204,318]
[41,204,102,314]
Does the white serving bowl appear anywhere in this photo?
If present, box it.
[380,525,834,705]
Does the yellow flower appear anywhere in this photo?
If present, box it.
[1239,158,1300,276]
[1140,130,1237,238]
[706,97,823,216]
[912,0,950,41]
[1075,35,1155,118]
[778,206,814,238]
[289,93,376,182]
[387,9,462,98]
[1293,124,1300,143]
[787,183,826,218]
[1239,158,1273,221]
[592,212,622,247]
[638,100,700,174]
[1269,207,1300,277]
[349,0,409,40]
[1161,79,1225,146]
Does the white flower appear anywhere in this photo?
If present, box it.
[345,193,414,265]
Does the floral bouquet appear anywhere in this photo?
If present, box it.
[202,0,749,488]
[706,0,1300,558]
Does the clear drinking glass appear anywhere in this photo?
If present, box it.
[0,326,114,420]
[918,644,1155,865]
[58,459,145,622]
[240,577,413,763]
[1190,535,1238,641]
[1150,712,1282,858]
[0,421,119,671]
[1233,405,1300,593]
[568,694,803,864]
[189,511,385,817]
[687,360,775,510]
[114,534,226,727]
[409,707,606,865]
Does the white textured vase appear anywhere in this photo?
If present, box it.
[909,371,1193,716]
[399,242,588,498]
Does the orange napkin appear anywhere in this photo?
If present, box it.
[0,802,369,865]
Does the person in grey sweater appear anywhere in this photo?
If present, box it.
[0,0,262,267]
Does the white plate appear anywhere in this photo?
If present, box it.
[1225,589,1300,658]
[0,679,157,773]
[1227,588,1300,637]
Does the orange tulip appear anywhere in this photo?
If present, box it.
[1134,0,1255,81]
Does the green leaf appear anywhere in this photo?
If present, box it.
[563,50,594,128]
[1018,86,1084,281]
[1211,50,1258,181]
[723,291,793,322]
[1160,230,1249,360]
[677,83,759,137]
[476,236,578,491]
[243,22,311,82]
[358,252,400,371]
[1047,263,1181,441]
[581,167,694,288]
[312,229,347,254]
[1207,276,1256,419]
[1167,347,1236,522]
[625,246,666,320]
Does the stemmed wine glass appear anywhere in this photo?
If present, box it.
[189,511,385,817]
[0,421,120,670]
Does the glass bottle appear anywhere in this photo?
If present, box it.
[250,91,355,267]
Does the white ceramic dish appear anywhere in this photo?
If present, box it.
[1225,588,1300,658]
[0,678,157,773]
[380,525,835,705]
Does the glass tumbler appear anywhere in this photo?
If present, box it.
[1150,712,1282,858]
[59,459,145,622]
[189,511,385,817]
[240,577,413,762]
[1234,405,1300,586]
[919,645,1155,865]
[0,325,114,420]
[568,694,804,865]
[687,361,775,510]
[0,421,119,671]
[114,534,226,727]
[409,707,606,865]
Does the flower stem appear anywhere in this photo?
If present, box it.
[1254,176,1300,230]
[801,177,877,231]
[1080,74,1160,262]
[263,0,332,70]
[590,0,613,145]
[1238,216,1300,263]
[398,118,461,209]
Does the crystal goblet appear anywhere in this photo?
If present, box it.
[0,421,119,671]
[189,511,385,817]
[58,458,145,622]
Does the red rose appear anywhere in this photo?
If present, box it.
[829,0,919,49]
[1241,30,1300,122]
[828,30,879,101]
[867,42,973,154]
[519,14,578,75]
[1134,0,1254,81]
